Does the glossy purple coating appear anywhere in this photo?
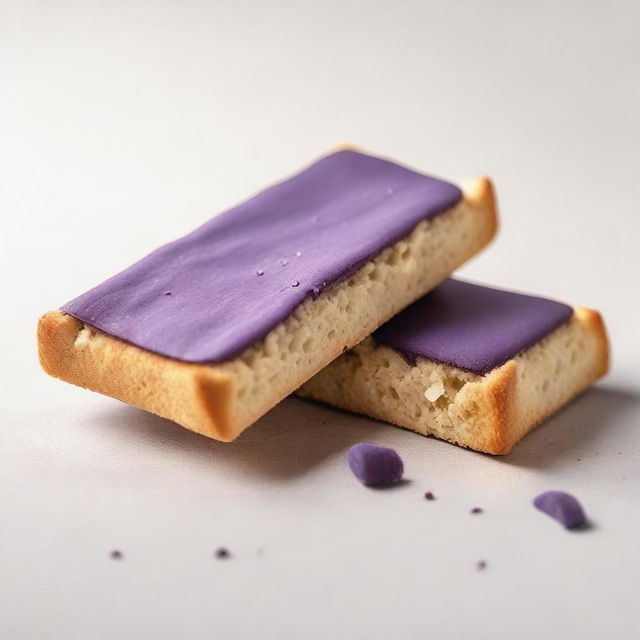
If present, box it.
[61,150,461,363]
[348,443,404,487]
[374,279,573,374]
[533,491,587,529]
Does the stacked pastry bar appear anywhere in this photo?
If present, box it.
[298,279,608,454]
[38,148,608,453]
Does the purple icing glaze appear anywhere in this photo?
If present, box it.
[61,150,461,363]
[374,279,573,374]
[347,443,404,487]
[533,491,587,529]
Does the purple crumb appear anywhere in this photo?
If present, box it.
[533,491,586,529]
[110,550,123,560]
[424,491,436,500]
[348,443,404,487]
[214,547,231,559]
[477,560,487,570]
[470,507,483,514]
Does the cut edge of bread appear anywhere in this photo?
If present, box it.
[38,176,497,442]
[297,306,609,455]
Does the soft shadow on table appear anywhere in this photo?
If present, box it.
[500,385,640,470]
[94,396,389,481]
[94,384,638,478]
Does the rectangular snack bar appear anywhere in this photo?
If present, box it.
[297,279,609,454]
[38,150,497,441]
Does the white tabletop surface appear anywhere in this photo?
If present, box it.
[2,1,639,638]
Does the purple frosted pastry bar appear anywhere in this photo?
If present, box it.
[39,150,497,441]
[298,280,609,454]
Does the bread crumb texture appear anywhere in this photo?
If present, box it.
[297,307,609,454]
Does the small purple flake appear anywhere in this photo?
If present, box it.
[477,560,487,570]
[291,280,300,288]
[256,269,265,276]
[533,491,586,529]
[164,292,172,296]
[348,443,404,487]
[470,507,483,514]
[424,491,435,500]
[214,547,231,559]
[110,549,123,560]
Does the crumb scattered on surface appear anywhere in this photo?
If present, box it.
[347,443,404,487]
[477,560,487,570]
[424,491,435,500]
[533,490,586,529]
[470,507,483,514]
[215,547,230,559]
[110,550,123,560]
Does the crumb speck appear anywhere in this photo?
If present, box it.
[424,491,435,501]
[214,547,230,559]
[533,491,586,529]
[470,507,483,514]
[279,258,288,266]
[256,269,265,276]
[110,550,123,560]
[348,443,404,487]
[295,251,302,257]
[291,280,300,287]
[477,560,487,570]
[164,292,171,296]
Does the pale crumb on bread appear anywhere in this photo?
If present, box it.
[297,307,609,454]
[38,176,497,442]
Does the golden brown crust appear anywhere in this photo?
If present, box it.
[485,360,517,454]
[460,176,499,245]
[38,175,497,441]
[483,306,610,454]
[577,307,610,379]
[38,311,236,441]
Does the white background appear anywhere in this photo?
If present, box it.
[2,1,639,638]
